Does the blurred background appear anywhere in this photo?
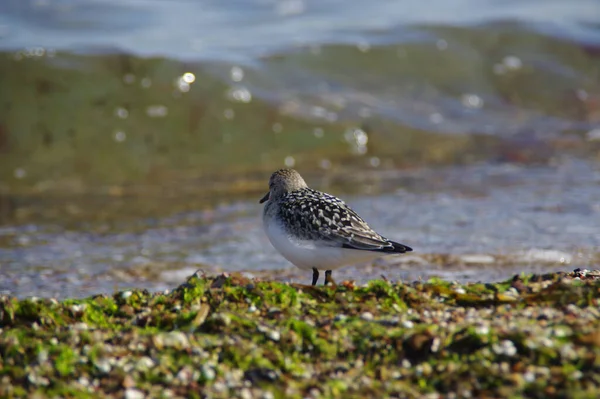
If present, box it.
[1,0,599,298]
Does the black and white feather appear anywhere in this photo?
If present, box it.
[278,188,412,253]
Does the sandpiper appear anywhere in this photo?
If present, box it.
[260,169,412,285]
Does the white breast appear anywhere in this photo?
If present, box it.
[264,218,383,271]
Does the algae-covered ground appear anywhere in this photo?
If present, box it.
[1,269,600,399]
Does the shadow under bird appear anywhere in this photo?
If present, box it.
[260,169,413,285]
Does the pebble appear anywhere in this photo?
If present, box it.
[124,389,145,399]
[267,330,281,341]
[212,313,232,326]
[153,331,189,349]
[402,320,414,328]
[176,366,192,383]
[70,304,87,314]
[94,358,112,374]
[240,387,253,399]
[523,371,535,383]
[334,314,348,322]
[475,324,490,335]
[257,324,281,341]
[136,357,155,370]
[27,372,49,386]
[361,312,374,321]
[72,322,89,330]
[201,365,216,381]
[213,381,227,392]
[37,349,48,364]
[492,340,517,356]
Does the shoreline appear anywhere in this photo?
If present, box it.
[1,268,599,398]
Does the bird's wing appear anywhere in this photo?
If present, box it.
[279,189,398,251]
[319,206,395,251]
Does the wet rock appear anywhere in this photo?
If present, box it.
[2,270,600,397]
[244,368,279,384]
[152,331,189,349]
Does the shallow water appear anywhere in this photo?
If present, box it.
[2,0,599,61]
[1,160,598,298]
[1,0,599,298]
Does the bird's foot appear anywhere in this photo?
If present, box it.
[311,268,319,286]
[324,270,336,287]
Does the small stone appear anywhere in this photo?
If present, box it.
[213,381,227,392]
[78,376,90,387]
[523,371,535,383]
[257,324,281,341]
[492,340,517,356]
[136,357,155,370]
[177,366,193,383]
[70,303,87,315]
[361,312,374,321]
[402,320,414,328]
[72,322,89,330]
[201,364,216,381]
[27,372,49,386]
[37,349,48,364]
[153,331,190,349]
[240,388,252,399]
[431,337,441,352]
[475,324,489,335]
[267,330,281,341]
[95,358,112,374]
[334,314,347,322]
[122,375,136,388]
[212,313,231,326]
[124,389,145,399]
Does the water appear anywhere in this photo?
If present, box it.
[2,0,599,61]
[0,0,599,298]
[2,160,598,298]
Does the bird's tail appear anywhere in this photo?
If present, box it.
[388,240,412,253]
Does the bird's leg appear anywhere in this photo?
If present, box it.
[325,270,333,285]
[311,268,319,286]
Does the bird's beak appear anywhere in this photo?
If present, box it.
[259,192,270,204]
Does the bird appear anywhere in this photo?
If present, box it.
[260,168,412,286]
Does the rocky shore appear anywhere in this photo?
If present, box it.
[1,269,600,398]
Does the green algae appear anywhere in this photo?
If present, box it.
[1,271,600,398]
[0,50,505,194]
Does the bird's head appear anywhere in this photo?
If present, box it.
[259,168,308,204]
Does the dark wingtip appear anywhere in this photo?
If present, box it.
[341,240,413,253]
[390,241,412,253]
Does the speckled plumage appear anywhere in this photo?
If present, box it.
[260,169,412,285]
